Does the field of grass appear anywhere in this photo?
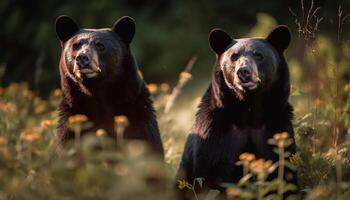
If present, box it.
[1,12,350,200]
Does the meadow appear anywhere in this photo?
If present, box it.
[1,7,350,200]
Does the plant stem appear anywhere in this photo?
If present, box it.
[278,146,285,200]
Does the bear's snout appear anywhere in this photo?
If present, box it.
[237,67,252,83]
[76,53,91,69]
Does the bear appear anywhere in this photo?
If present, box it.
[55,15,164,156]
[177,26,297,198]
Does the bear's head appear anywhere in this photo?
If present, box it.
[209,26,291,102]
[55,15,136,96]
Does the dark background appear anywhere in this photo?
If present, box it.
[0,0,349,95]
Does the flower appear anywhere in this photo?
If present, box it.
[344,83,350,93]
[20,127,41,142]
[179,72,192,85]
[273,132,289,140]
[68,114,88,124]
[147,83,158,94]
[177,179,188,190]
[180,71,192,80]
[34,104,45,114]
[96,129,106,137]
[250,159,272,174]
[40,120,54,128]
[160,83,170,93]
[272,132,290,148]
[114,115,129,144]
[0,136,8,145]
[0,101,17,113]
[114,115,129,126]
[53,89,62,97]
[239,153,256,162]
[23,89,34,99]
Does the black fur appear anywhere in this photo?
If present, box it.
[177,26,297,198]
[55,16,164,156]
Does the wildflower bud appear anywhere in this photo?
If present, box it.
[96,129,106,137]
[114,115,129,145]
[147,83,158,94]
[68,114,88,124]
[20,127,41,142]
[344,83,350,93]
[179,72,192,85]
[0,136,7,145]
[160,83,170,93]
[53,89,62,97]
[239,152,256,162]
[177,179,188,190]
[40,120,54,128]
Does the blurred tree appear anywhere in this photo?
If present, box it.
[0,0,349,95]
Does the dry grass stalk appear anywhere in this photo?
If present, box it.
[289,0,323,44]
[164,56,197,114]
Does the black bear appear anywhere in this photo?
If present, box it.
[55,15,164,155]
[177,26,297,197]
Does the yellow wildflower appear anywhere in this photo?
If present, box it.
[114,115,129,126]
[147,83,158,94]
[239,153,256,162]
[160,83,170,93]
[20,127,41,142]
[23,89,34,99]
[96,129,106,137]
[40,120,54,128]
[0,136,8,145]
[179,71,192,85]
[53,89,62,97]
[8,83,20,92]
[0,101,17,113]
[68,114,88,124]
[34,104,45,114]
[250,159,272,174]
[177,179,188,190]
[180,71,192,80]
[273,132,289,140]
[344,83,350,93]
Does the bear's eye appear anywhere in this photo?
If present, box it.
[253,52,264,61]
[95,42,105,51]
[72,42,82,51]
[231,53,239,61]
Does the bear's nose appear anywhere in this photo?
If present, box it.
[237,67,252,83]
[76,53,91,69]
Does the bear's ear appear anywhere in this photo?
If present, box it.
[209,28,233,55]
[112,16,135,45]
[55,15,79,44]
[266,25,291,52]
